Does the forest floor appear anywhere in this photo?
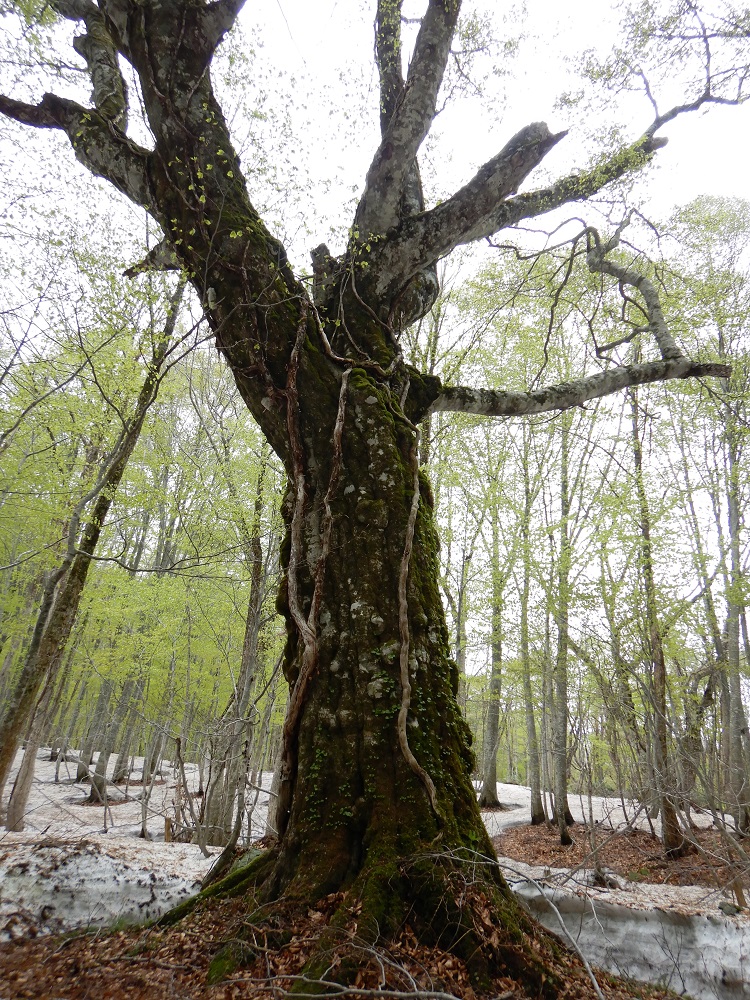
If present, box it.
[494,822,750,893]
[0,754,748,998]
[0,877,686,1000]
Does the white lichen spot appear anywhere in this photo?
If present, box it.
[319,708,337,729]
[381,641,399,661]
[365,395,378,404]
[367,677,384,699]
[344,484,355,495]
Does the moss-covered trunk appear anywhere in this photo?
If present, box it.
[210,344,560,991]
[21,9,570,987]
[271,366,484,894]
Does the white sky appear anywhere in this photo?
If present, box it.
[243,0,750,240]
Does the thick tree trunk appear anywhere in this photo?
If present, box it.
[270,370,483,890]
[237,366,555,989]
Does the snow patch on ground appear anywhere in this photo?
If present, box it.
[0,748,265,940]
[483,782,750,999]
[501,856,750,999]
[0,835,211,940]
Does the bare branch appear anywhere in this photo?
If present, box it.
[585,219,682,361]
[124,237,181,278]
[356,0,461,236]
[0,93,151,207]
[429,359,731,418]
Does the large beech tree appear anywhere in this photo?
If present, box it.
[0,0,738,991]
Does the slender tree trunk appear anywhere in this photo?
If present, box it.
[553,416,573,844]
[519,463,545,825]
[479,515,503,807]
[77,679,113,782]
[725,421,750,832]
[112,678,145,783]
[88,677,137,803]
[4,678,56,831]
[203,460,272,846]
[630,388,684,856]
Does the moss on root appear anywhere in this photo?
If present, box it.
[156,847,274,927]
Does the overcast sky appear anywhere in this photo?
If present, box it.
[243,0,750,234]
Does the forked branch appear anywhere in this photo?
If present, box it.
[356,0,461,236]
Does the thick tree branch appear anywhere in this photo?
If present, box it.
[0,93,151,207]
[356,0,461,236]
[428,360,731,418]
[375,0,405,132]
[52,0,128,128]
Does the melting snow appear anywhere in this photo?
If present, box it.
[1,756,749,998]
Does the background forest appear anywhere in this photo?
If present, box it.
[2,187,748,852]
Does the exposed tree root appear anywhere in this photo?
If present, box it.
[1,847,687,1000]
[158,846,598,999]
